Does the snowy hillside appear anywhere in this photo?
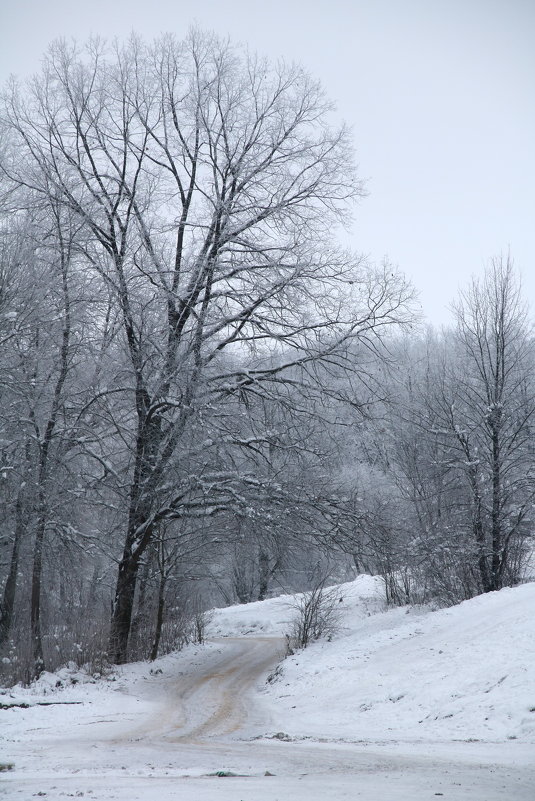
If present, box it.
[208,574,384,638]
[208,576,535,744]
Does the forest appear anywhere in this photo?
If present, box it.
[0,31,533,685]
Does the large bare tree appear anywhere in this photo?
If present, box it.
[2,31,412,664]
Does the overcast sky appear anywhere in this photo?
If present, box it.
[1,0,533,325]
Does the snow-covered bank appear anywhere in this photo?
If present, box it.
[0,642,223,747]
[256,581,535,743]
[208,573,385,638]
[209,575,535,743]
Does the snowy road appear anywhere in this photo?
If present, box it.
[2,636,534,800]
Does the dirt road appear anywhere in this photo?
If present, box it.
[3,636,534,800]
[129,636,284,742]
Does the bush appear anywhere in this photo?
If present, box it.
[287,580,342,649]
[189,609,213,645]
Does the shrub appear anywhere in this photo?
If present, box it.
[287,580,342,649]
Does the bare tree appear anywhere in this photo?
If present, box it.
[448,256,534,591]
[375,259,535,601]
[1,31,412,664]
[0,200,95,676]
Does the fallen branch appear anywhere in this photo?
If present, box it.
[0,700,83,709]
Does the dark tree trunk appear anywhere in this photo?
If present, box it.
[0,494,24,648]
[29,231,72,679]
[150,575,166,662]
[474,498,491,594]
[490,416,503,591]
[257,549,270,601]
[109,551,141,665]
[463,453,491,594]
[30,500,46,678]
[109,485,156,663]
[108,360,165,663]
[128,554,151,651]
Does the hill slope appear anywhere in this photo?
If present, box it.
[210,577,535,743]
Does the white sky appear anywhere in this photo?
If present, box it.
[1,0,534,325]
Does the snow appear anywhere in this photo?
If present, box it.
[1,576,534,800]
[208,576,535,742]
[256,582,535,744]
[208,574,384,637]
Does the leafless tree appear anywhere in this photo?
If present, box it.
[447,256,534,591]
[1,31,412,665]
[373,260,535,601]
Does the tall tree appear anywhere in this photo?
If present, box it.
[2,31,412,663]
[448,256,534,591]
[377,259,535,601]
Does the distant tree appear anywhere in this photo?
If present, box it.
[446,256,534,591]
[0,222,30,649]
[376,258,535,601]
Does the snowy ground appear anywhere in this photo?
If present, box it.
[217,576,535,743]
[1,576,534,800]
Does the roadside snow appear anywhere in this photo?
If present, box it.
[208,576,535,744]
[208,574,385,638]
[257,581,535,743]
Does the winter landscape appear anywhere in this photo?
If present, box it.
[1,2,534,799]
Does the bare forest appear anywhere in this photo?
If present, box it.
[0,32,533,685]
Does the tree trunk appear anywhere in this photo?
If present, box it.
[473,499,491,594]
[108,359,165,664]
[108,422,161,663]
[465,458,491,594]
[490,416,503,590]
[257,549,270,601]
[109,551,141,665]
[150,575,166,662]
[30,502,46,678]
[0,493,24,648]
[128,554,151,651]
[29,231,72,679]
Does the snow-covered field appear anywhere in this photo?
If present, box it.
[1,576,534,800]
